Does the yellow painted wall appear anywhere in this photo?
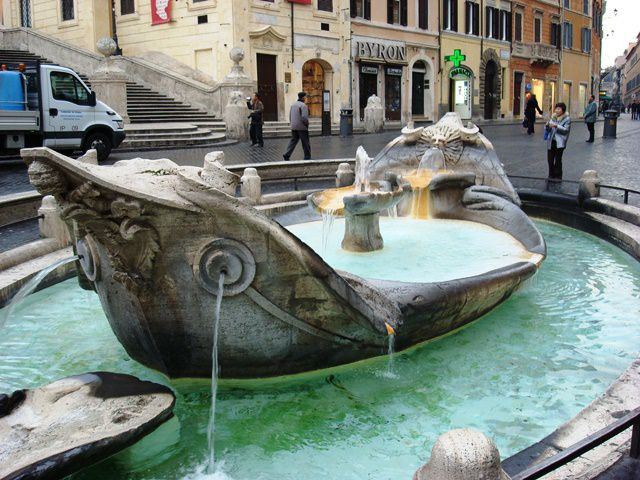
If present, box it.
[561,6,591,116]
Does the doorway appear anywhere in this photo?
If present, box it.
[412,62,426,116]
[385,66,402,121]
[302,60,324,118]
[359,64,378,120]
[484,60,498,119]
[531,78,545,117]
[513,72,523,116]
[256,53,278,121]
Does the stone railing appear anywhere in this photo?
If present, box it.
[512,42,559,64]
[0,28,231,117]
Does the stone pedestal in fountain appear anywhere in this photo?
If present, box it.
[89,38,129,123]
[341,187,410,252]
[364,94,384,133]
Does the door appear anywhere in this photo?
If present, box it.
[359,65,378,120]
[256,54,278,122]
[412,66,425,116]
[484,60,497,119]
[302,60,324,118]
[44,69,95,148]
[513,72,523,116]
[385,66,402,121]
[451,78,472,119]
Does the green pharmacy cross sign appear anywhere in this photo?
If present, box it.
[445,49,466,67]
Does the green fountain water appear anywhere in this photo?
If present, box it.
[1,220,639,480]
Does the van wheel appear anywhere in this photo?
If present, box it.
[84,133,112,162]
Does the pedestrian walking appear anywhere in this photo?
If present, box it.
[583,95,597,143]
[283,92,311,161]
[247,92,264,147]
[633,101,639,120]
[524,93,543,135]
[545,102,571,180]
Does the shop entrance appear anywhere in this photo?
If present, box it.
[449,66,473,120]
[385,66,402,121]
[256,53,278,121]
[359,64,378,120]
[513,72,523,116]
[302,60,324,118]
[483,60,498,119]
[531,78,545,118]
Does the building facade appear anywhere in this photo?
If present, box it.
[439,0,513,121]
[509,0,560,119]
[590,0,603,97]
[621,34,640,106]
[560,0,592,117]
[350,0,440,123]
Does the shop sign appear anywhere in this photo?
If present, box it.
[445,49,466,68]
[356,40,407,64]
[287,0,312,3]
[361,66,378,75]
[448,65,473,79]
[151,0,171,25]
[386,67,403,76]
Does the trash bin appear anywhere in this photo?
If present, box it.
[340,108,353,137]
[603,109,618,138]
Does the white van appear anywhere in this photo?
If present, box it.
[0,62,125,161]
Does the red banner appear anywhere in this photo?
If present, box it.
[288,0,312,4]
[151,0,171,25]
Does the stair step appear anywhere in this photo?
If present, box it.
[121,133,226,147]
[125,128,215,139]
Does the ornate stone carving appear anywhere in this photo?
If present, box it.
[249,26,286,52]
[60,183,160,292]
[193,238,256,296]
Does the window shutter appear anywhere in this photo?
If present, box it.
[515,12,521,41]
[452,0,458,31]
[350,0,356,17]
[507,11,512,41]
[364,0,371,19]
[387,0,394,24]
[419,0,428,29]
[493,8,499,39]
[485,6,491,37]
[465,2,471,34]
[473,3,479,35]
[401,0,408,26]
[443,0,450,29]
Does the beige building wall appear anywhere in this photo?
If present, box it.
[561,0,592,117]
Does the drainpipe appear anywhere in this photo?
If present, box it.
[291,2,295,64]
[110,0,122,55]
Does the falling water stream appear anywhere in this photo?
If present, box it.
[0,255,79,331]
[207,272,226,474]
[321,208,337,254]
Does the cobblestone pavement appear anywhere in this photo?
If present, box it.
[2,115,640,197]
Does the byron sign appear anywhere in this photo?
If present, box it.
[354,37,407,64]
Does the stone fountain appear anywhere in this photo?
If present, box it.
[22,113,546,379]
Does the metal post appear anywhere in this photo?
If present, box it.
[632,422,640,459]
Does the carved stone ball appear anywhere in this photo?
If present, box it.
[414,429,510,480]
[96,37,118,58]
[229,47,245,65]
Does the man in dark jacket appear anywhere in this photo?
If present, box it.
[524,93,543,135]
[247,92,264,147]
[583,95,597,143]
[283,92,311,160]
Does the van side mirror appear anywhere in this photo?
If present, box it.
[89,91,96,107]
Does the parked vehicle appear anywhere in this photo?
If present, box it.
[0,61,125,161]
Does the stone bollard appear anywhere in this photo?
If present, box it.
[336,162,355,188]
[224,91,250,141]
[413,429,511,480]
[202,151,240,195]
[578,170,600,206]
[364,94,384,133]
[241,168,261,204]
[38,195,72,247]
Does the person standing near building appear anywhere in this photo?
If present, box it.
[545,102,571,180]
[283,92,311,161]
[247,92,264,147]
[524,93,543,135]
[633,100,639,120]
[583,95,597,143]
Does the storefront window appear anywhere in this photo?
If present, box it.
[385,66,403,120]
[359,64,378,120]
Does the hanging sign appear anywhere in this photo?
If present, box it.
[448,65,473,79]
[361,66,378,74]
[354,37,407,64]
[287,0,312,3]
[151,0,171,25]
[445,49,466,67]
[386,67,403,76]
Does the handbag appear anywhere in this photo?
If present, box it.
[522,118,529,129]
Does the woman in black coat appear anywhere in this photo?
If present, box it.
[524,93,543,135]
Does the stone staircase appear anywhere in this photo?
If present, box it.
[0,49,227,148]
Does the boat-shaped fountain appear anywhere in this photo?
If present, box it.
[21,113,546,379]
